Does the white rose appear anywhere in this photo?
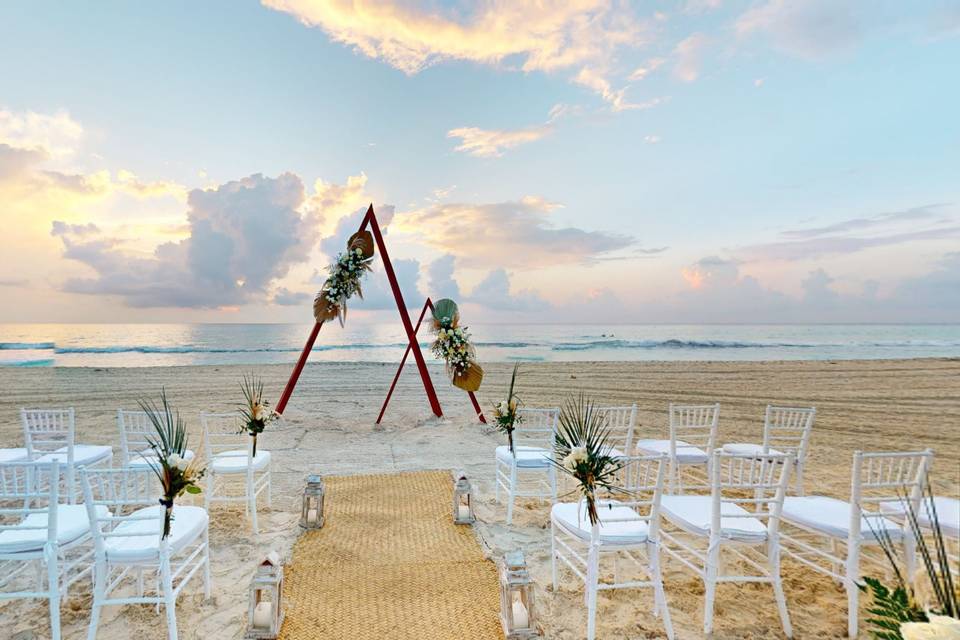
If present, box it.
[166,453,183,469]
[901,618,960,640]
[497,400,508,412]
[176,456,191,472]
[563,446,589,472]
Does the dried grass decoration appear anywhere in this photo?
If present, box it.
[551,394,624,525]
[313,229,375,325]
[239,374,277,457]
[430,298,484,392]
[138,390,206,538]
[493,363,523,452]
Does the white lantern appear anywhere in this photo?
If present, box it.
[245,551,284,639]
[453,472,475,525]
[299,474,325,529]
[499,550,540,639]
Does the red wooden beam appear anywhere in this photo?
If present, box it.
[275,320,322,415]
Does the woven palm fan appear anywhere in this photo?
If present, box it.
[348,229,374,259]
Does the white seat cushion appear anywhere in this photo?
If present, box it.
[105,505,208,562]
[722,443,785,456]
[552,501,649,545]
[210,449,271,474]
[661,495,768,542]
[37,444,113,466]
[782,496,904,541]
[495,445,552,469]
[0,504,110,553]
[607,447,627,460]
[0,448,28,463]
[880,497,959,539]
[635,439,709,464]
[128,448,195,469]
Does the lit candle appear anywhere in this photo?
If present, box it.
[512,598,528,629]
[253,601,273,629]
[307,508,318,523]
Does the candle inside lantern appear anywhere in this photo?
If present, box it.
[253,601,273,629]
[307,508,318,523]
[512,597,529,629]
[458,504,470,519]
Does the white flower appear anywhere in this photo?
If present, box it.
[252,403,265,421]
[497,400,508,413]
[166,453,183,469]
[563,446,589,472]
[901,617,960,640]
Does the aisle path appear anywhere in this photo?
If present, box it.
[280,470,505,640]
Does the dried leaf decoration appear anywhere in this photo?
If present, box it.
[454,361,483,392]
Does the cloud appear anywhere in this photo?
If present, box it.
[467,268,549,311]
[54,173,321,308]
[735,0,860,59]
[739,204,960,261]
[394,196,634,268]
[447,124,553,158]
[673,33,709,82]
[426,254,461,300]
[262,0,652,107]
[51,221,100,237]
[629,57,666,81]
[354,257,423,310]
[643,135,661,144]
[0,108,83,158]
[272,287,311,306]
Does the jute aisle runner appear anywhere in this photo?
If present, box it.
[280,470,504,639]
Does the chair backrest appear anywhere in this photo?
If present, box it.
[762,406,816,461]
[201,411,252,469]
[513,407,559,451]
[709,449,794,535]
[118,410,154,466]
[669,403,719,454]
[21,408,75,461]
[595,404,637,455]
[80,466,163,555]
[851,450,932,541]
[0,461,60,546]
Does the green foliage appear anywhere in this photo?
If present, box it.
[860,576,927,639]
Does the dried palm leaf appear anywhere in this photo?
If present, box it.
[348,230,375,259]
[452,361,483,392]
[432,298,460,329]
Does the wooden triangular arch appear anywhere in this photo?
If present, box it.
[275,204,485,424]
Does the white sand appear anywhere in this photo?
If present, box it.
[0,359,957,639]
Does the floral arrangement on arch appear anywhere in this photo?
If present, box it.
[493,363,523,452]
[313,229,375,326]
[138,390,205,539]
[239,374,277,457]
[551,394,623,526]
[430,298,483,392]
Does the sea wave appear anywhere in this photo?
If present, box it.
[0,358,55,367]
[0,342,56,350]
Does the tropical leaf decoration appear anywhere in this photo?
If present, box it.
[493,362,523,452]
[313,229,376,325]
[550,394,624,525]
[430,298,483,392]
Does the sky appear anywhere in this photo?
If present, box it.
[1,0,958,324]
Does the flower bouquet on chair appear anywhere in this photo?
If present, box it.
[551,394,623,526]
[240,374,277,457]
[493,363,523,452]
[430,298,483,392]
[138,390,205,539]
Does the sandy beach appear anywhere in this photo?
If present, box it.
[0,358,957,639]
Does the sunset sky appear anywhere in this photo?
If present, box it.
[1,1,958,323]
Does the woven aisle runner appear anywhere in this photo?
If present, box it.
[280,470,504,639]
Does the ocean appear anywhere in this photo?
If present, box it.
[1,323,958,368]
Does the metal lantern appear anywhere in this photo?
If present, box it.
[299,474,325,529]
[452,472,475,525]
[499,550,540,639]
[245,552,284,640]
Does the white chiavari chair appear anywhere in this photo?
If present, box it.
[118,409,196,469]
[636,403,720,494]
[495,407,559,525]
[723,406,816,494]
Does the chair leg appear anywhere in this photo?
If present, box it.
[649,544,674,640]
[769,542,793,638]
[550,520,559,590]
[506,466,518,525]
[586,544,600,640]
[703,539,720,636]
[795,462,805,496]
[161,557,178,640]
[266,468,272,508]
[549,466,557,502]
[845,544,861,639]
[203,528,212,599]
[249,475,259,535]
[204,472,212,511]
[87,561,106,640]
[494,460,500,502]
[904,526,917,584]
[45,547,61,640]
